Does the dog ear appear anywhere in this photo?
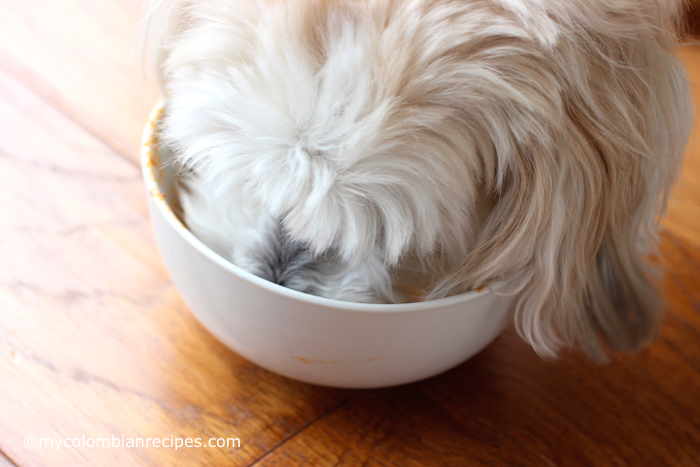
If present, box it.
[436,3,691,358]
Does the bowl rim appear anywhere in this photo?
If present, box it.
[142,100,502,314]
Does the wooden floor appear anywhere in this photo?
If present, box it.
[1,2,699,466]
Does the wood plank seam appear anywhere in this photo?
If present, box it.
[0,47,139,169]
[248,388,561,467]
[469,416,559,467]
[0,449,20,467]
[247,393,357,467]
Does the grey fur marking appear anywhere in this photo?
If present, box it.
[251,221,322,295]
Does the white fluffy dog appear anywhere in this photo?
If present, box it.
[144,0,691,358]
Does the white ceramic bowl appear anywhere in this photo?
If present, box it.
[141,102,514,388]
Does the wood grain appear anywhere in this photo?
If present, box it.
[0,0,156,161]
[662,44,700,250]
[250,387,552,467]
[0,453,18,467]
[0,1,699,466]
[0,47,350,467]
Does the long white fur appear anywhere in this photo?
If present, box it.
[144,0,692,358]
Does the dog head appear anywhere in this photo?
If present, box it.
[145,0,691,357]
